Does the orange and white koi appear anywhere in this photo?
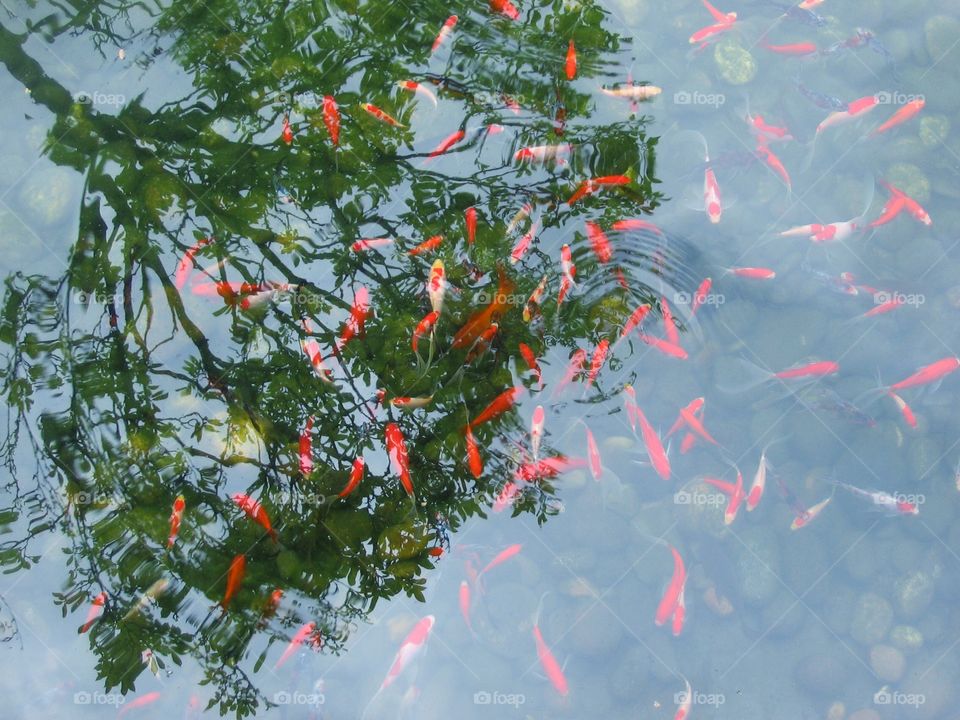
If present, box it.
[80,591,107,633]
[174,236,212,289]
[427,260,447,314]
[339,457,365,497]
[565,39,577,80]
[599,84,662,101]
[888,356,960,392]
[232,493,278,541]
[322,95,340,146]
[830,479,919,515]
[887,390,916,428]
[674,676,692,720]
[470,386,523,429]
[167,495,186,548]
[523,276,548,323]
[634,404,671,480]
[396,80,438,108]
[514,143,572,164]
[567,175,631,205]
[391,396,434,410]
[620,303,651,338]
[560,243,577,286]
[790,494,832,530]
[511,221,540,263]
[411,310,440,353]
[746,448,770,511]
[724,468,745,524]
[532,607,569,697]
[816,95,879,134]
[409,234,443,255]
[678,404,718,446]
[465,206,477,244]
[465,424,483,478]
[361,102,404,127]
[275,621,321,669]
[530,405,545,460]
[300,320,335,384]
[380,615,436,690]
[877,180,931,226]
[872,98,924,136]
[585,221,613,263]
[623,384,639,431]
[490,0,520,20]
[431,15,458,53]
[506,202,533,234]
[704,166,722,224]
[338,286,371,350]
[219,554,246,610]
[858,297,903,319]
[351,237,394,252]
[554,348,588,396]
[299,417,314,477]
[385,422,414,496]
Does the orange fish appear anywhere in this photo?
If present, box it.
[338,286,371,350]
[351,237,393,252]
[174,236,212,290]
[565,39,577,80]
[888,356,959,391]
[385,423,414,496]
[523,275,549,323]
[470,386,523,428]
[409,234,443,255]
[585,424,601,480]
[533,598,569,696]
[728,266,776,280]
[117,692,161,718]
[620,303,651,338]
[220,554,246,610]
[339,457,365,497]
[888,390,917,428]
[877,180,931,226]
[634,404,670,480]
[361,102,404,127]
[586,339,610,386]
[281,114,293,144]
[232,493,279,541]
[322,96,340,146]
[872,98,924,135]
[510,220,540,264]
[459,580,472,631]
[396,80,438,107]
[490,0,519,20]
[80,591,107,633]
[275,621,321,669]
[464,322,498,363]
[465,425,483,478]
[585,221,612,263]
[465,207,477,244]
[452,267,515,349]
[660,296,680,346]
[167,495,186,548]
[638,333,688,360]
[691,277,712,315]
[426,130,465,159]
[654,545,686,626]
[411,310,440,353]
[432,15,458,53]
[518,342,542,384]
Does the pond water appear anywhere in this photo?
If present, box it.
[1,0,960,718]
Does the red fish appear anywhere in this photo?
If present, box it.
[761,40,818,55]
[611,218,663,234]
[117,692,161,718]
[409,234,443,255]
[411,310,440,353]
[567,175,630,205]
[465,425,483,478]
[667,397,705,438]
[464,322,498,363]
[877,180,931,226]
[174,236,212,289]
[80,591,107,633]
[431,15,458,53]
[518,342,542,384]
[300,320,335,384]
[585,425,601,480]
[671,587,686,637]
[660,296,680,345]
[470,386,523,428]
[381,616,435,690]
[678,405,719,446]
[746,447,771,511]
[281,114,293,144]
[426,130,465,159]
[654,545,686,626]
[452,268,515,349]
[231,493,278,541]
[530,404,545,460]
[638,333,688,360]
[275,621,321,669]
[889,357,959,392]
[728,266,776,279]
[585,221,613,263]
[351,237,394,252]
[322,96,340,146]
[585,339,610,386]
[558,244,577,305]
[634,404,671,480]
[167,494,186,548]
[755,138,791,189]
[888,390,917,428]
[339,457,365,497]
[458,580,473,632]
[515,455,587,482]
[510,221,540,263]
[621,303,651,338]
[565,39,577,80]
[691,277,712,315]
[465,206,477,244]
[220,554,246,610]
[396,80,438,107]
[361,103,404,127]
[872,98,924,135]
[775,360,839,379]
[385,423,414,496]
[490,0,520,20]
[553,348,588,396]
[338,286,371,350]
[480,544,522,576]
[532,617,569,696]
[493,480,520,512]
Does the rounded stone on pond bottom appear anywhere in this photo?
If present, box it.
[869,644,905,682]
[889,624,923,653]
[894,570,935,620]
[713,38,757,85]
[849,592,893,645]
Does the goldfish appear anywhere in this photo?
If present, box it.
[493,480,520,512]
[322,96,340,146]
[754,138,791,189]
[830,479,919,515]
[689,0,737,45]
[724,468,745,524]
[567,175,631,205]
[122,578,169,621]
[117,692,161,718]
[391,396,434,410]
[431,15,458,53]
[385,423,414,496]
[887,390,917,428]
[586,339,610,386]
[480,544,522,577]
[667,397,705,438]
[514,144,572,164]
[678,404,718,446]
[638,333,688,360]
[671,587,686,636]
[553,348,588,396]
[585,221,613,263]
[381,616,435,690]
[674,676,692,720]
[691,277,712,315]
[231,493,279,541]
[80,591,107,633]
[459,580,472,631]
[351,237,394,252]
[558,244,577,305]
[281,114,293,144]
[654,545,686,627]
[275,621,321,669]
[452,267,514,349]
[174,236,212,289]
[465,425,483,478]
[728,266,776,280]
[220,554,246,610]
[470,386,523,428]
[761,39,818,55]
[599,84,662,101]
[490,0,519,20]
[361,102,404,127]
[510,220,540,263]
[660,296,680,345]
[565,39,577,80]
[427,260,447,314]
[775,360,839,379]
[514,455,587,482]
[300,319,335,384]
[339,457,365,497]
[298,418,314,477]
[338,286,371,350]
[167,495,186,548]
[411,310,440,353]
[518,342,542,384]
[877,179,931,226]
[530,405,545,460]
[623,384,639,432]
[746,447,771,511]
[620,303,651,338]
[816,94,879,134]
[465,206,477,244]
[464,322,498,363]
[396,80,438,107]
[872,98,924,135]
[426,129,466,159]
[634,404,670,480]
[409,234,443,255]
[584,424,601,480]
[532,618,569,697]
[888,357,959,391]
[259,588,283,626]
